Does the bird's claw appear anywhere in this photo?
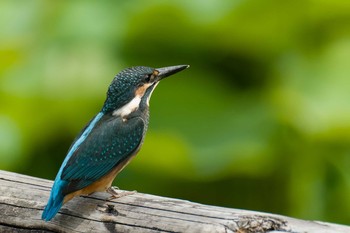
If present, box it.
[106,187,136,200]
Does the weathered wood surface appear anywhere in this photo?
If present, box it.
[0,170,349,233]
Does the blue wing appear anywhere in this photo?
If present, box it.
[42,112,145,221]
[61,113,145,194]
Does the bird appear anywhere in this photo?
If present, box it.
[42,64,189,221]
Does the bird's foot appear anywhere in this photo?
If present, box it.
[106,186,137,200]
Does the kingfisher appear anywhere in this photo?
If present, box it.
[42,64,189,221]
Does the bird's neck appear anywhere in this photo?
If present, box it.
[112,95,142,118]
[103,95,149,121]
[103,83,156,119]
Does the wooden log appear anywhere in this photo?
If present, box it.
[0,170,349,233]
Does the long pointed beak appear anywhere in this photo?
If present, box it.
[155,65,189,81]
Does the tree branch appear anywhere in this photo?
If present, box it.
[0,170,348,233]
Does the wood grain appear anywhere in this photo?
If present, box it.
[0,170,349,233]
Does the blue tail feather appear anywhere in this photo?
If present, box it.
[42,179,68,221]
[42,193,64,221]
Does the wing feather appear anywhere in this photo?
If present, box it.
[61,114,145,195]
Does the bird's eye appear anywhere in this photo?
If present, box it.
[144,74,152,83]
[143,70,159,83]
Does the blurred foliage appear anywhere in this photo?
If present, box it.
[1,0,350,225]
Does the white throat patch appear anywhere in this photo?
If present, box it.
[112,83,155,119]
[146,82,158,106]
[112,96,141,118]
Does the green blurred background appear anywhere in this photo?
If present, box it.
[1,0,350,225]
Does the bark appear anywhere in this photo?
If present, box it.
[0,170,349,233]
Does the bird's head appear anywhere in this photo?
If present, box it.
[102,65,189,116]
